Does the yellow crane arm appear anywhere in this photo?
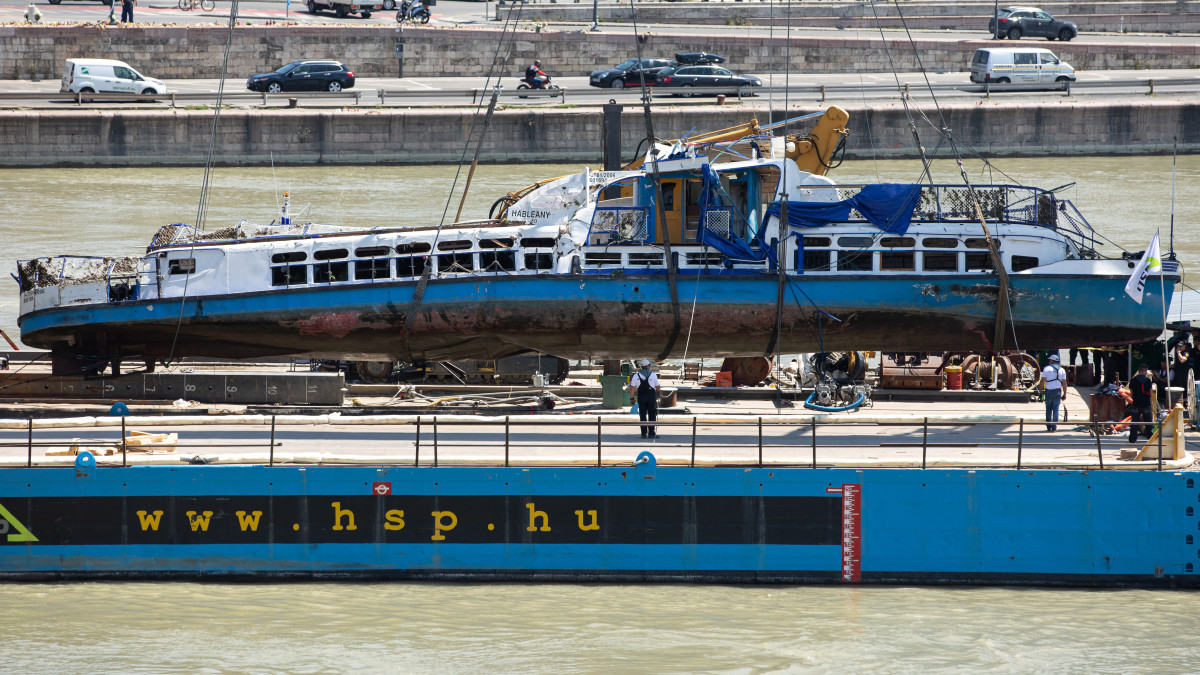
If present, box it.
[786,106,851,176]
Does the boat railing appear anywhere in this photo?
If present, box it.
[0,414,1184,471]
[580,245,771,272]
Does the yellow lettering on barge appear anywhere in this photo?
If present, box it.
[331,502,357,531]
[431,510,457,541]
[0,501,38,543]
[235,511,263,532]
[384,509,406,531]
[526,503,550,532]
[185,510,214,532]
[575,509,599,531]
[136,510,164,531]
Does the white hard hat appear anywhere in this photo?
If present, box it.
[639,359,651,366]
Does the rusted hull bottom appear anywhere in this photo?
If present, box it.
[19,273,1172,373]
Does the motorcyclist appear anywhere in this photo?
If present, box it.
[524,60,549,89]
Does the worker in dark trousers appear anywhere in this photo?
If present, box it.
[628,359,661,439]
[1041,354,1066,431]
[1128,363,1155,443]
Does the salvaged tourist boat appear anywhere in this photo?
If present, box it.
[15,107,1179,375]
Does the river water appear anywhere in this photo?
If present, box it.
[2,158,1199,670]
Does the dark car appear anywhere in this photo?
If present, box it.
[589,58,677,89]
[655,64,762,96]
[988,6,1077,41]
[246,60,356,94]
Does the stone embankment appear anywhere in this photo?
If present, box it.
[1,25,1198,81]
[0,100,1196,167]
[498,0,1200,32]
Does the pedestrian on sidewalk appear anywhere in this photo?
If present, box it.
[120,0,135,23]
[628,359,660,439]
[1042,354,1066,431]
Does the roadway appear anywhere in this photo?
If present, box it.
[1,69,1196,108]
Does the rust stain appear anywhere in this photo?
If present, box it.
[289,312,363,338]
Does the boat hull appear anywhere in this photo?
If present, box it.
[20,272,1173,367]
[0,461,1196,587]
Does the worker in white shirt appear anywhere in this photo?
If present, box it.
[628,359,661,439]
[1041,353,1067,432]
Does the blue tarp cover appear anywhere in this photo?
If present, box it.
[695,164,763,261]
[764,183,923,235]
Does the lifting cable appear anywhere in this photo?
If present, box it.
[875,0,1015,352]
[163,0,241,372]
[766,0,792,363]
[401,4,525,363]
[629,2,682,362]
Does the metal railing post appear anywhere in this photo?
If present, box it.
[596,416,602,467]
[922,417,928,466]
[269,414,276,467]
[414,416,421,467]
[1157,424,1163,471]
[433,416,439,467]
[1017,418,1023,470]
[757,416,763,468]
[26,416,32,468]
[690,417,697,467]
[505,415,510,467]
[811,418,817,468]
[1094,422,1104,468]
[121,416,127,467]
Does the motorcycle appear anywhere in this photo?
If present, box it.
[395,0,430,23]
[517,74,559,99]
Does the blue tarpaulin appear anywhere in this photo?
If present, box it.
[696,164,766,261]
[764,183,923,235]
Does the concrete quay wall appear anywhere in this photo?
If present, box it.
[1,101,1196,167]
[2,26,1198,82]
[499,0,1200,32]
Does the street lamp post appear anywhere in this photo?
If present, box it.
[591,0,598,31]
[993,0,1000,39]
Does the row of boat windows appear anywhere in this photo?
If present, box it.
[265,237,556,265]
[266,252,558,287]
[803,250,1039,272]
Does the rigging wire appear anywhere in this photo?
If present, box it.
[163,0,240,371]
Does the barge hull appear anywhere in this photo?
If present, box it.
[1,462,1196,587]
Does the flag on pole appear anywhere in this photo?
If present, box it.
[1124,232,1162,304]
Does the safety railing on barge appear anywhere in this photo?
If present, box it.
[0,415,1185,471]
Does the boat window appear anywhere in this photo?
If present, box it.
[521,237,556,248]
[313,261,349,283]
[965,252,994,272]
[837,236,874,248]
[438,253,475,272]
[438,240,472,251]
[271,265,307,287]
[355,246,391,258]
[396,242,431,254]
[524,252,553,271]
[584,252,623,267]
[480,238,515,249]
[1011,255,1039,272]
[480,251,517,271]
[803,250,832,271]
[838,250,873,272]
[965,238,990,250]
[628,253,664,266]
[880,237,916,248]
[880,251,915,271]
[803,236,831,247]
[923,238,959,249]
[168,258,195,275]
[685,252,724,266]
[922,252,959,272]
[314,249,348,261]
[355,259,391,280]
[396,256,426,278]
[271,251,307,263]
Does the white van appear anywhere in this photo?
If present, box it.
[60,58,168,96]
[969,47,1076,85]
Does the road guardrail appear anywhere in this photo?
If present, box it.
[2,77,1195,108]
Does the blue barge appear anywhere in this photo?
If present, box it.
[2,453,1197,587]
